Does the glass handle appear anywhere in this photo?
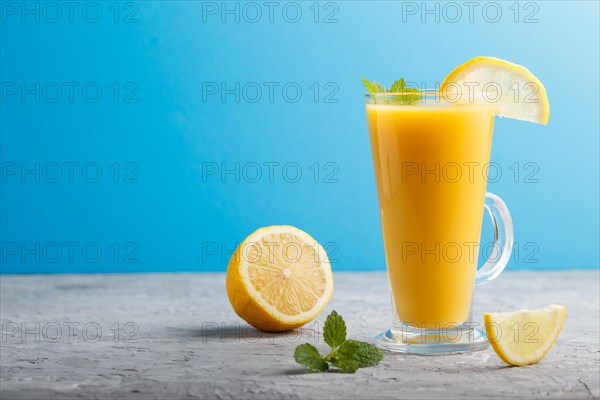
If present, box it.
[475,192,514,286]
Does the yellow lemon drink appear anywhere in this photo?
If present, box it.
[365,57,549,354]
[366,94,495,329]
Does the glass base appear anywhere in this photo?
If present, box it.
[375,325,489,355]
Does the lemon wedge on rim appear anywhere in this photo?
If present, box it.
[440,56,550,124]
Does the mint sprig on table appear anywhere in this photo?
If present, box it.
[362,77,422,104]
[294,310,384,373]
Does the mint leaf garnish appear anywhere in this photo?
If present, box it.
[294,343,329,372]
[362,77,422,104]
[389,78,406,93]
[330,357,359,373]
[361,78,387,93]
[293,311,384,373]
[323,310,346,349]
[335,339,384,368]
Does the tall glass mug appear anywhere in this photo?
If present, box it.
[365,92,514,354]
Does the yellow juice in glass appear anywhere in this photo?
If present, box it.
[366,97,495,329]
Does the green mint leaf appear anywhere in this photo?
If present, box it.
[294,343,328,372]
[336,339,384,368]
[331,356,359,373]
[361,78,387,93]
[363,77,422,104]
[323,310,346,349]
[389,79,421,104]
[397,92,422,104]
[389,78,406,93]
[293,312,384,373]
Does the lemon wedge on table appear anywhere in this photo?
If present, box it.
[226,226,333,332]
[484,305,566,366]
[440,56,550,124]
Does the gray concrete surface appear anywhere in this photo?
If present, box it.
[1,271,599,399]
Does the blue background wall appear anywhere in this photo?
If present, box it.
[1,1,598,273]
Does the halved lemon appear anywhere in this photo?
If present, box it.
[484,305,566,366]
[440,56,550,124]
[226,225,333,332]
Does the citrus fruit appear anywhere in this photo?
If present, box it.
[440,56,550,124]
[226,225,333,332]
[484,304,566,366]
